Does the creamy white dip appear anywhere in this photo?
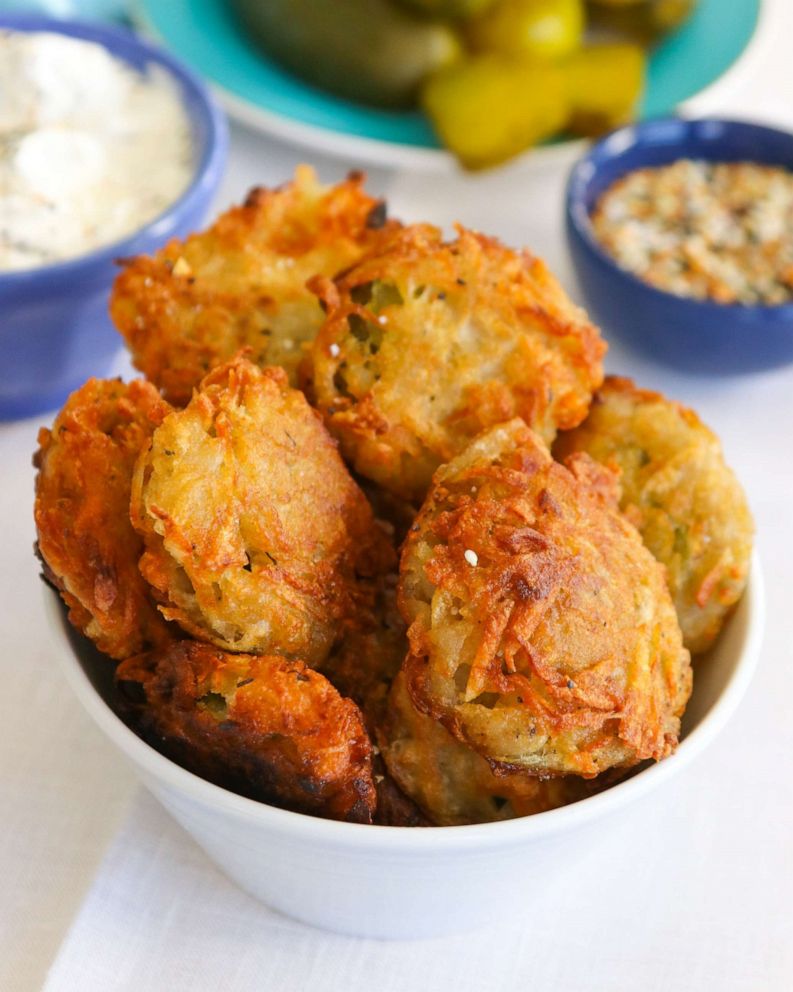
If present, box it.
[0,30,194,271]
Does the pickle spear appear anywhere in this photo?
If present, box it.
[398,0,499,17]
[562,43,645,135]
[232,0,462,109]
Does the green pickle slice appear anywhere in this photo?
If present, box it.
[561,43,646,136]
[587,0,698,46]
[398,0,500,18]
[422,54,569,168]
[467,0,585,60]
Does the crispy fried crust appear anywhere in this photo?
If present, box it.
[554,376,754,654]
[318,572,434,827]
[131,358,394,662]
[116,642,376,823]
[111,166,399,405]
[309,224,606,501]
[400,419,692,778]
[372,769,432,828]
[356,475,418,548]
[34,379,174,660]
[379,672,589,825]
[319,573,406,732]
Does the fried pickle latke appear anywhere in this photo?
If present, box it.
[400,419,692,778]
[131,358,393,662]
[380,672,589,825]
[111,166,398,405]
[309,224,605,502]
[554,377,754,655]
[116,642,376,823]
[34,378,173,660]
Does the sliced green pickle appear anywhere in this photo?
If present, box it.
[422,55,569,169]
[467,0,585,60]
[561,43,645,136]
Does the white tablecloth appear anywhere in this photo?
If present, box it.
[2,6,793,989]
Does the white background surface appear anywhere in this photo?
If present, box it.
[2,4,793,989]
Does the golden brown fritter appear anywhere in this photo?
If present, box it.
[379,672,589,825]
[400,419,692,779]
[116,641,376,823]
[34,378,174,660]
[111,165,398,405]
[131,358,394,662]
[554,377,754,655]
[309,224,606,502]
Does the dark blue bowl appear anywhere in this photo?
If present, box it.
[0,15,228,420]
[566,117,793,374]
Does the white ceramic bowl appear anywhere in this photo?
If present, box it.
[44,556,764,940]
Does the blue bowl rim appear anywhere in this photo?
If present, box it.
[565,115,793,319]
[0,13,228,288]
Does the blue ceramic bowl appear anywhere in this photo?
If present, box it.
[566,117,793,374]
[0,15,228,420]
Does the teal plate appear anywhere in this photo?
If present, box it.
[139,0,762,169]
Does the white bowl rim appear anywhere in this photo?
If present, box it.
[46,553,764,853]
